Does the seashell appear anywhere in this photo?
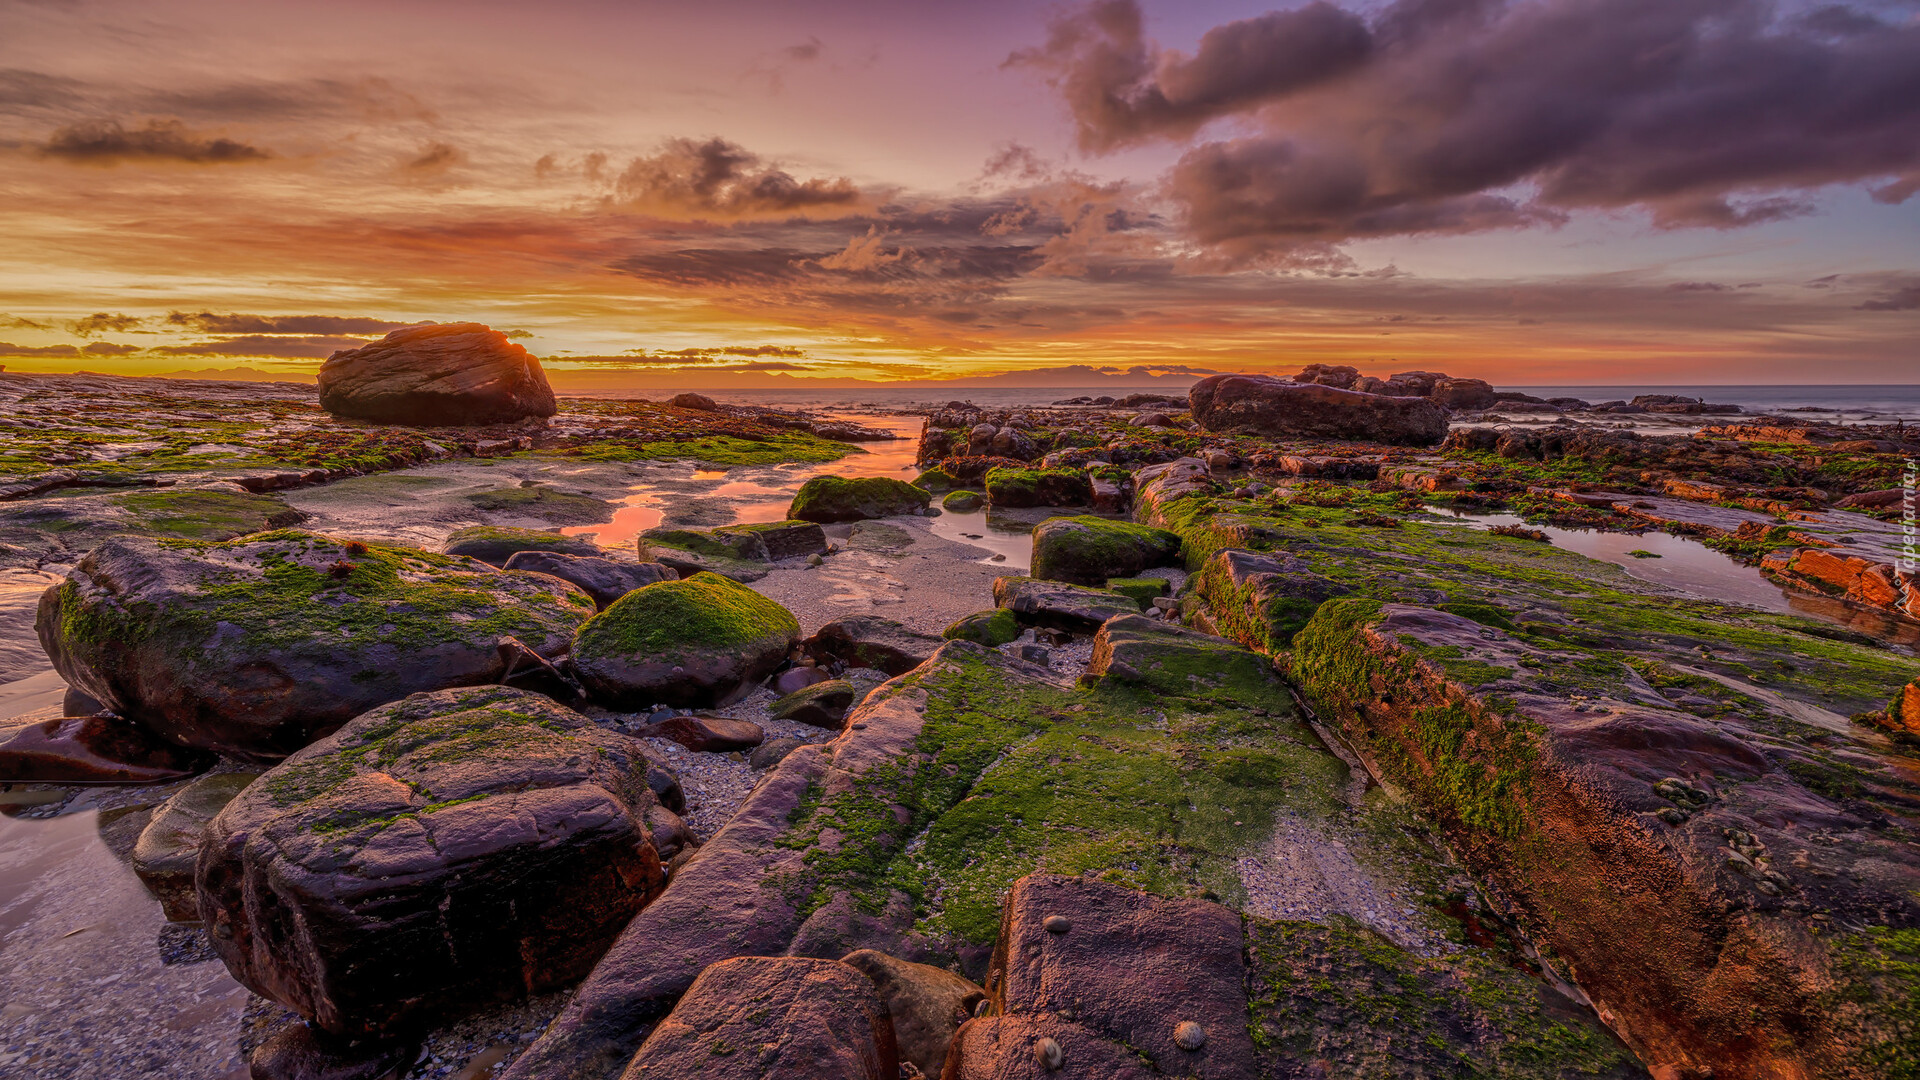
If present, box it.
[1036,1036,1063,1070]
[1175,1021,1207,1051]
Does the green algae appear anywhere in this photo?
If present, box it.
[983,466,1090,508]
[1106,577,1169,608]
[942,608,1020,646]
[574,571,798,659]
[570,432,852,467]
[787,475,931,522]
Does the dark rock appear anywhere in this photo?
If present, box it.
[0,713,214,785]
[134,771,259,921]
[640,525,770,563]
[572,572,800,710]
[1188,374,1448,446]
[789,476,931,523]
[200,686,686,1040]
[669,392,718,411]
[61,685,103,715]
[749,737,809,771]
[636,714,765,752]
[247,1019,413,1080]
[839,949,983,1079]
[620,956,899,1080]
[317,323,556,426]
[1103,578,1168,609]
[768,679,857,729]
[1431,377,1496,410]
[502,551,675,609]
[985,467,1091,509]
[803,616,941,677]
[772,666,830,696]
[992,577,1141,633]
[39,532,594,762]
[1129,411,1177,427]
[1018,644,1051,665]
[1089,477,1128,514]
[942,608,1020,647]
[943,490,984,512]
[935,455,1026,485]
[443,525,601,567]
[1293,363,1360,388]
[718,520,828,560]
[1029,516,1180,587]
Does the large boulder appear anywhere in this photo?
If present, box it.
[317,323,557,426]
[443,525,600,567]
[1431,377,1497,410]
[1188,374,1448,446]
[788,476,930,523]
[571,572,800,710]
[1029,516,1180,586]
[37,532,595,762]
[502,551,676,610]
[1191,548,1344,652]
[802,616,941,676]
[619,956,898,1080]
[198,686,688,1040]
[984,466,1090,508]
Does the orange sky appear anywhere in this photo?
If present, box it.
[1,0,1916,386]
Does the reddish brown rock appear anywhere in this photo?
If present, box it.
[840,949,983,1078]
[1189,374,1448,446]
[199,686,687,1040]
[803,616,941,676]
[0,713,212,785]
[501,551,676,609]
[247,1019,413,1080]
[318,323,557,426]
[620,956,897,1079]
[1430,377,1497,409]
[767,679,856,729]
[945,1016,1154,1080]
[134,771,260,921]
[635,713,765,752]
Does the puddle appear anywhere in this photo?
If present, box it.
[928,508,1034,570]
[1443,511,1920,649]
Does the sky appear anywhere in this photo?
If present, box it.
[0,0,1916,387]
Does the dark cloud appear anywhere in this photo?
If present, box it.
[0,69,85,110]
[1022,0,1920,257]
[164,312,416,335]
[1856,286,1920,312]
[0,340,135,357]
[81,341,140,356]
[0,314,53,331]
[143,76,438,124]
[67,312,142,336]
[613,137,863,220]
[406,142,463,173]
[155,334,372,358]
[39,118,272,165]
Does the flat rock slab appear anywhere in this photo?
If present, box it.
[443,525,602,567]
[502,551,676,609]
[803,616,941,676]
[0,713,213,785]
[636,714,765,752]
[992,576,1140,632]
[619,956,898,1080]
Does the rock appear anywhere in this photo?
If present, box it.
[1430,377,1496,409]
[1201,448,1235,471]
[1029,516,1181,586]
[317,323,557,426]
[1293,363,1360,388]
[1129,412,1176,427]
[200,686,686,1040]
[133,771,259,921]
[991,427,1038,460]
[1835,488,1906,509]
[1187,374,1448,446]
[948,873,1255,1079]
[749,737,809,771]
[1104,578,1168,609]
[1885,678,1920,737]
[912,466,960,491]
[619,956,899,1080]
[789,476,931,523]
[718,520,828,560]
[1019,644,1051,665]
[635,714,765,752]
[839,949,984,1079]
[943,490,984,512]
[247,1019,414,1080]
[1129,458,1215,525]
[572,572,801,710]
[1086,614,1282,701]
[669,392,718,411]
[803,616,941,677]
[773,666,830,696]
[1190,548,1344,651]
[943,608,1020,647]
[993,577,1142,633]
[642,526,771,563]
[502,551,676,609]
[768,679,857,730]
[984,467,1091,509]
[38,532,594,762]
[443,525,601,567]
[61,685,103,715]
[1088,476,1128,514]
[0,713,214,785]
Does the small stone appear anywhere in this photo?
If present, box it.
[1174,1020,1206,1051]
[807,553,824,567]
[1043,915,1071,934]
[1035,1036,1063,1070]
[1020,645,1051,665]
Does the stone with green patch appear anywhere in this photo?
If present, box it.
[1028,514,1181,586]
[572,571,801,709]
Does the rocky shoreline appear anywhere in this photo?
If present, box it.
[2,342,1916,1080]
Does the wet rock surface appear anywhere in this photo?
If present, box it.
[802,614,942,676]
[1028,515,1180,586]
[0,712,215,785]
[501,550,677,608]
[131,770,259,921]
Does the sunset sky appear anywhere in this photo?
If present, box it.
[1,0,1916,387]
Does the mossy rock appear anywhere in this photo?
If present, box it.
[992,575,1142,632]
[0,488,304,564]
[37,530,596,762]
[461,484,611,524]
[984,466,1091,509]
[942,490,984,512]
[713,520,827,560]
[1030,515,1181,586]
[1088,613,1282,704]
[943,608,1020,647]
[767,679,856,729]
[443,525,600,567]
[1107,577,1170,609]
[913,467,961,492]
[788,476,932,523]
[572,572,801,709]
[642,525,769,562]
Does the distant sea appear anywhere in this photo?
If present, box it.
[655,384,1920,422]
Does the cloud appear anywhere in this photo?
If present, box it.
[0,340,137,357]
[612,137,864,220]
[39,118,272,165]
[0,314,52,331]
[164,311,416,335]
[1020,0,1920,258]
[406,141,464,173]
[0,69,85,110]
[155,334,372,358]
[67,312,142,336]
[817,226,909,272]
[1856,286,1920,312]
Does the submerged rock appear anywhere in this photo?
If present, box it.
[1188,374,1448,446]
[788,476,931,523]
[199,686,687,1040]
[572,572,800,710]
[0,712,214,785]
[501,551,676,609]
[621,956,899,1080]
[1029,515,1180,586]
[38,531,595,762]
[133,771,260,921]
[318,323,557,426]
[442,525,600,567]
[802,615,941,676]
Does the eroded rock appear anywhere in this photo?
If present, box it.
[1188,374,1448,446]
[318,323,557,426]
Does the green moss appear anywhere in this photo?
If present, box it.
[913,467,961,491]
[1107,577,1170,608]
[942,490,984,511]
[1438,602,1522,635]
[983,466,1091,508]
[575,571,798,658]
[573,432,853,466]
[788,475,931,522]
[942,608,1020,646]
[112,490,294,540]
[1825,926,1920,1079]
[462,485,609,522]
